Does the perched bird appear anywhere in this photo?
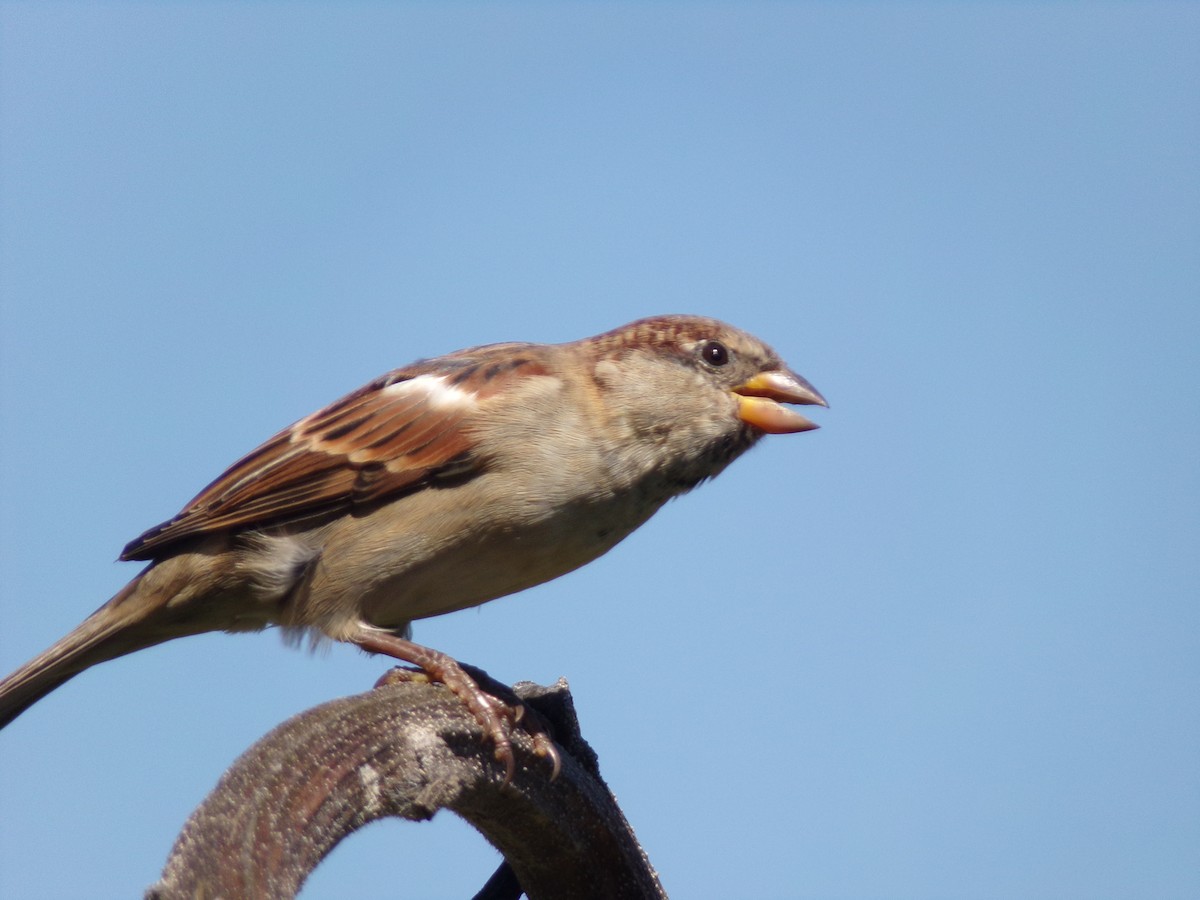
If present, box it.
[0,314,825,774]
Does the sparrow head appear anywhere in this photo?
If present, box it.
[581,314,826,490]
[587,313,826,426]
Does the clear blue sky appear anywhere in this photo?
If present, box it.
[1,4,1196,898]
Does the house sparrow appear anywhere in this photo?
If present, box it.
[0,315,825,776]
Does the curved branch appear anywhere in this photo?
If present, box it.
[145,676,666,900]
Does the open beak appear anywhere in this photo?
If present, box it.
[733,369,828,434]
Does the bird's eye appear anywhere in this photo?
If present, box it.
[699,340,730,367]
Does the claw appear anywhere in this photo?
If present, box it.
[356,632,558,785]
[533,733,562,781]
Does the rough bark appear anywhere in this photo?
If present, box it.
[146,674,666,900]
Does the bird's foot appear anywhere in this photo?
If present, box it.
[358,633,560,783]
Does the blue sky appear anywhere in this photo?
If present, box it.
[1,4,1196,898]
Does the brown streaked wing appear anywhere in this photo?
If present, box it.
[120,347,551,561]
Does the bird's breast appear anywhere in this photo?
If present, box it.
[300,471,667,635]
[374,498,659,625]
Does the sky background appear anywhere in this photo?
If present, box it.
[1,4,1197,898]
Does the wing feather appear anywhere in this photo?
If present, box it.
[121,348,550,560]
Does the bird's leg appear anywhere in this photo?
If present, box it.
[352,630,560,783]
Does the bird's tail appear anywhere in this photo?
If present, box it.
[0,571,175,729]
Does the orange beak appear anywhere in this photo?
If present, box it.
[733,370,828,434]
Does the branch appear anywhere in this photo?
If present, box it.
[146,675,667,900]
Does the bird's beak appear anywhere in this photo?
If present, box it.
[733,369,828,434]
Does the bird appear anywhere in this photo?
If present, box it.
[0,314,826,776]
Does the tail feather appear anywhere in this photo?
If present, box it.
[0,574,169,729]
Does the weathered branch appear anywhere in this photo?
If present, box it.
[146,675,666,900]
